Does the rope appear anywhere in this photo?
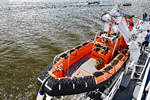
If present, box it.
[79,67,92,75]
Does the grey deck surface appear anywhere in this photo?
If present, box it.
[72,58,97,76]
[113,52,149,100]
[121,74,132,88]
[113,80,138,100]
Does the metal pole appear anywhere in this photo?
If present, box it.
[92,32,99,51]
[111,37,119,59]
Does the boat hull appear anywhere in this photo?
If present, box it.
[37,50,129,96]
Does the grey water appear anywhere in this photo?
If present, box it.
[0,0,149,100]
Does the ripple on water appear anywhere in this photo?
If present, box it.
[0,1,149,100]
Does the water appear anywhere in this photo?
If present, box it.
[0,1,149,100]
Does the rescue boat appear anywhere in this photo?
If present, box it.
[37,30,130,96]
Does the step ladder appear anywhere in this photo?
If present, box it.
[133,53,149,80]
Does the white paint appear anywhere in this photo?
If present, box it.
[146,82,150,100]
[85,82,88,88]
[73,83,75,89]
[129,42,140,63]
[59,84,61,90]
[46,94,53,100]
[104,71,124,100]
[72,58,97,77]
[137,55,150,100]
[36,92,44,100]
[118,19,132,44]
[45,81,52,91]
[37,77,44,83]
[104,23,110,32]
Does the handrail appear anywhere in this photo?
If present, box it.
[137,55,150,100]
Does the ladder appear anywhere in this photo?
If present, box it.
[133,53,149,80]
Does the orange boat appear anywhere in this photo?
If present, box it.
[37,30,130,96]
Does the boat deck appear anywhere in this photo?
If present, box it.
[72,58,98,76]
[113,51,150,100]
